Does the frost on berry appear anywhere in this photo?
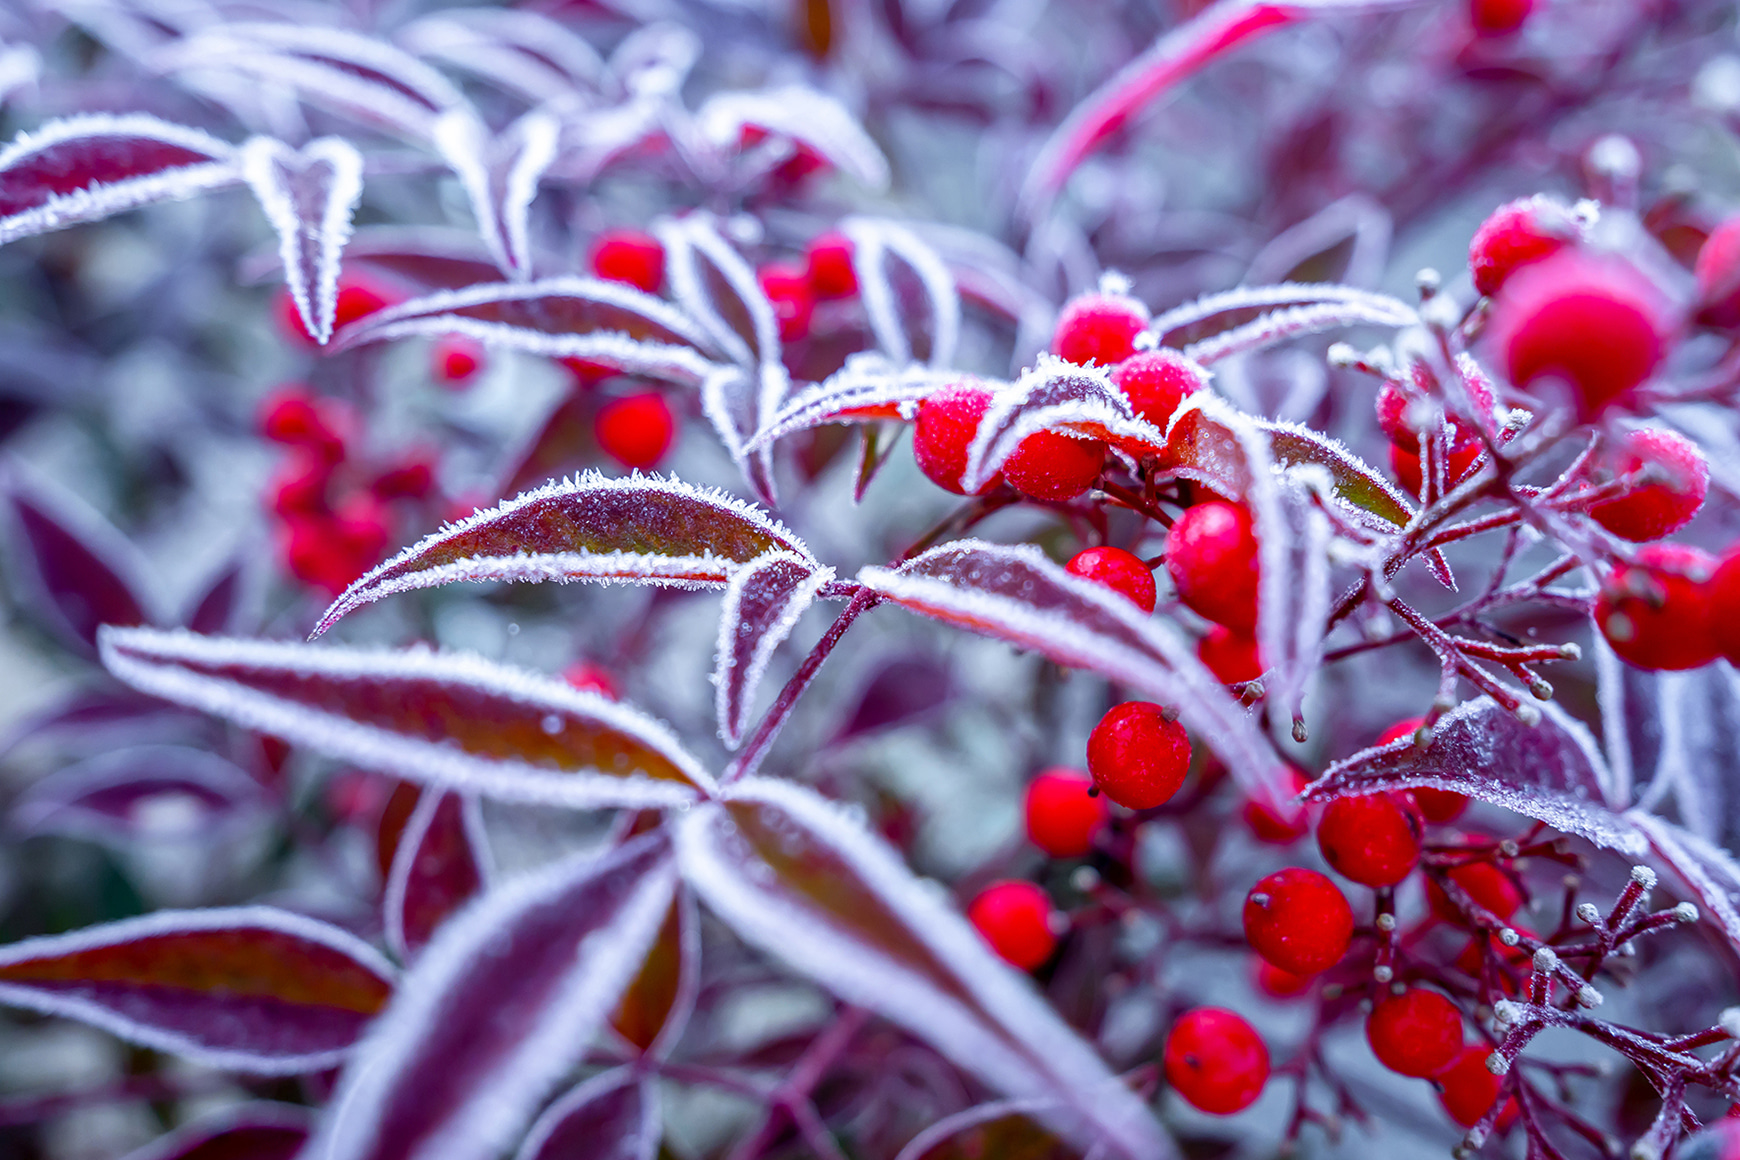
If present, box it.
[1109,349,1209,430]
[913,382,1004,495]
[1581,427,1709,542]
[712,551,834,748]
[1051,291,1148,367]
[1163,1007,1269,1115]
[1468,195,1579,298]
[1595,544,1717,672]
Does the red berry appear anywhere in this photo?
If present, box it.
[371,456,436,501]
[1367,988,1464,1078]
[1003,430,1106,502]
[1454,927,1535,994]
[1389,439,1484,497]
[1493,251,1669,420]
[268,451,332,518]
[912,383,1001,495]
[563,661,620,700]
[1428,861,1523,925]
[1198,626,1262,684]
[804,232,857,299]
[595,392,675,470]
[259,386,349,463]
[1023,767,1109,858]
[284,499,389,597]
[559,356,618,388]
[275,277,393,346]
[1243,767,1311,844]
[1163,1008,1269,1115]
[1376,717,1468,822]
[1243,868,1353,976]
[967,881,1057,970]
[1086,701,1192,810]
[759,261,815,342]
[1595,543,1718,671]
[1109,350,1203,430]
[1710,548,1740,665]
[1695,215,1740,329]
[1254,960,1312,999]
[1376,717,1424,747]
[1316,792,1422,887]
[1469,197,1576,297]
[1584,427,1709,542]
[1469,0,1531,35]
[591,230,665,294]
[1052,293,1148,367]
[1435,1045,1515,1129]
[1065,546,1157,613]
[433,336,484,386]
[1165,501,1259,633]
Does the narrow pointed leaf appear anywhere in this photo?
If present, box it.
[184,559,246,635]
[119,1103,310,1160]
[841,217,960,366]
[610,889,698,1056]
[678,779,1169,1160]
[0,113,238,246]
[0,907,394,1073]
[749,356,957,452]
[701,87,890,189]
[1146,281,1417,353]
[11,744,272,847]
[4,474,152,652]
[100,626,715,808]
[515,1068,660,1160]
[384,790,489,961]
[314,472,815,635]
[714,552,834,748]
[240,136,364,345]
[435,108,561,279]
[306,832,678,1160]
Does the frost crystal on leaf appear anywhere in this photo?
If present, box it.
[841,217,962,367]
[240,136,364,345]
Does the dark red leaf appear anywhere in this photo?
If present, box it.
[5,478,150,652]
[120,1103,310,1160]
[384,790,488,960]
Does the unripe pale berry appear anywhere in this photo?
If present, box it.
[1163,1007,1269,1115]
[1695,215,1740,330]
[758,261,815,342]
[1065,546,1157,613]
[1434,1045,1513,1128]
[804,232,857,299]
[595,392,675,470]
[1377,717,1468,822]
[1584,427,1709,542]
[1003,431,1106,502]
[1242,766,1310,844]
[912,384,1001,495]
[1367,988,1464,1077]
[1023,767,1108,859]
[591,229,665,294]
[1317,792,1422,887]
[1198,626,1262,684]
[1469,196,1576,296]
[1243,868,1354,976]
[1594,543,1718,671]
[1709,548,1740,665]
[1428,861,1524,926]
[1086,701,1192,810]
[1165,501,1260,633]
[1492,251,1669,420]
[967,880,1057,970]
[1052,292,1149,367]
[1110,350,1203,430]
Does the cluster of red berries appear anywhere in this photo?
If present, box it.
[1595,541,1740,671]
[757,231,859,344]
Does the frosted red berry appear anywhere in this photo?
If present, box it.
[1428,861,1523,925]
[1086,701,1192,810]
[1584,427,1709,542]
[1165,501,1259,633]
[1710,548,1740,665]
[1110,350,1203,430]
[759,261,815,342]
[433,336,484,386]
[1595,543,1717,671]
[1242,766,1310,844]
[370,456,435,501]
[1243,868,1353,977]
[1003,430,1106,502]
[1024,767,1109,858]
[1051,293,1148,367]
[595,392,675,470]
[804,232,857,299]
[967,880,1058,970]
[1469,196,1576,296]
[1065,546,1157,613]
[590,230,665,294]
[1377,717,1467,822]
[1695,215,1740,329]
[1493,251,1668,419]
[1469,0,1532,35]
[1435,1045,1514,1129]
[913,383,1001,495]
[1316,792,1422,887]
[1367,988,1464,1078]
[1163,1008,1269,1115]
[260,387,348,463]
[1198,626,1262,684]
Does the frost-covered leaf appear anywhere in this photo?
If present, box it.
[1144,282,1417,360]
[0,113,238,246]
[1628,813,1740,955]
[314,472,815,634]
[714,552,834,748]
[384,790,490,962]
[397,10,602,105]
[841,218,961,367]
[1624,666,1740,857]
[515,1068,660,1160]
[859,540,1289,814]
[435,108,561,280]
[610,889,697,1056]
[1306,697,1647,854]
[700,87,890,189]
[3,472,153,652]
[184,558,247,636]
[678,778,1168,1160]
[240,136,364,346]
[748,355,958,452]
[0,907,394,1073]
[11,744,272,848]
[99,627,715,809]
[961,357,1167,492]
[893,1099,1077,1160]
[118,1102,310,1160]
[306,831,677,1160]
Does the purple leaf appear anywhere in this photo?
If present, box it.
[4,473,152,652]
[383,790,490,962]
[893,1098,1076,1160]
[1144,282,1417,361]
[678,778,1168,1160]
[1306,698,1648,855]
[609,889,698,1057]
[831,654,954,742]
[857,540,1289,808]
[0,113,238,246]
[700,86,891,190]
[240,136,364,346]
[435,108,561,280]
[714,552,835,748]
[313,472,816,635]
[99,626,715,809]
[841,217,961,367]
[514,1067,660,1160]
[305,831,678,1160]
[11,744,272,848]
[184,559,246,636]
[749,356,957,453]
[0,688,201,760]
[118,1102,311,1160]
[0,907,395,1073]
[397,10,603,105]
[1629,813,1740,956]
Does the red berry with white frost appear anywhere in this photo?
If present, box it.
[1709,548,1740,666]
[1584,427,1709,542]
[1065,546,1156,613]
[1110,350,1203,430]
[1165,501,1260,633]
[1002,430,1105,501]
[1316,792,1422,887]
[1086,701,1191,810]
[1594,543,1718,671]
[1164,1008,1269,1115]
[912,384,1001,495]
[1052,292,1149,368]
[1469,196,1577,296]
[1367,988,1464,1077]
[967,880,1057,970]
[1023,767,1108,859]
[1243,868,1353,976]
